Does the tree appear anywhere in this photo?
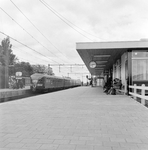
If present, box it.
[47,64,54,75]
[0,45,4,65]
[14,61,33,77]
[9,48,18,65]
[0,37,12,88]
[32,64,48,74]
[0,37,18,77]
[0,37,17,66]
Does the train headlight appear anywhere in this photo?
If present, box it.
[37,84,42,86]
[32,80,38,83]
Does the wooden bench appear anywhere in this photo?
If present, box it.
[113,85,126,95]
[118,89,126,95]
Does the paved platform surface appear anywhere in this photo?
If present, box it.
[0,86,148,150]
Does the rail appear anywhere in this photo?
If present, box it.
[129,84,148,105]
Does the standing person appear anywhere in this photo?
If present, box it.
[90,78,93,87]
[12,78,17,89]
[19,79,23,88]
[94,77,97,87]
[16,79,19,89]
[104,77,112,94]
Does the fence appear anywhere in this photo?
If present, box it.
[129,84,148,105]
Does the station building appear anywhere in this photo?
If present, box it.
[76,40,148,93]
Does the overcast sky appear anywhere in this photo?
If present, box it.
[0,0,148,80]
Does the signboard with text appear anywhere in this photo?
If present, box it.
[15,72,22,79]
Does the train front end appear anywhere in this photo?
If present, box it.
[30,73,45,92]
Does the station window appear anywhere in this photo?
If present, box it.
[132,51,148,81]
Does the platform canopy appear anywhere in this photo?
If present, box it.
[76,40,148,76]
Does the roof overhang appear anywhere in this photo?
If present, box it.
[76,40,148,76]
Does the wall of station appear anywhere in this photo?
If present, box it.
[112,50,148,92]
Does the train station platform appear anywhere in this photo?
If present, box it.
[0,86,148,150]
[0,86,30,102]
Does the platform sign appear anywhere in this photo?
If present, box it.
[15,72,22,79]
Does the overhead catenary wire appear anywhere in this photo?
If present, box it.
[40,0,94,42]
[9,0,69,62]
[0,31,60,64]
[0,35,88,78]
[17,56,50,65]
[0,36,50,64]
[0,35,88,75]
[12,45,50,64]
[0,6,68,64]
[16,56,39,64]
[40,0,101,40]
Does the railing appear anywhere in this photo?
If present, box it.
[129,84,148,105]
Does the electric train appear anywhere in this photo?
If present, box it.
[30,73,81,92]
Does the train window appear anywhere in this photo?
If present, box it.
[132,51,148,81]
[48,78,50,83]
[132,51,148,58]
[38,78,44,83]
